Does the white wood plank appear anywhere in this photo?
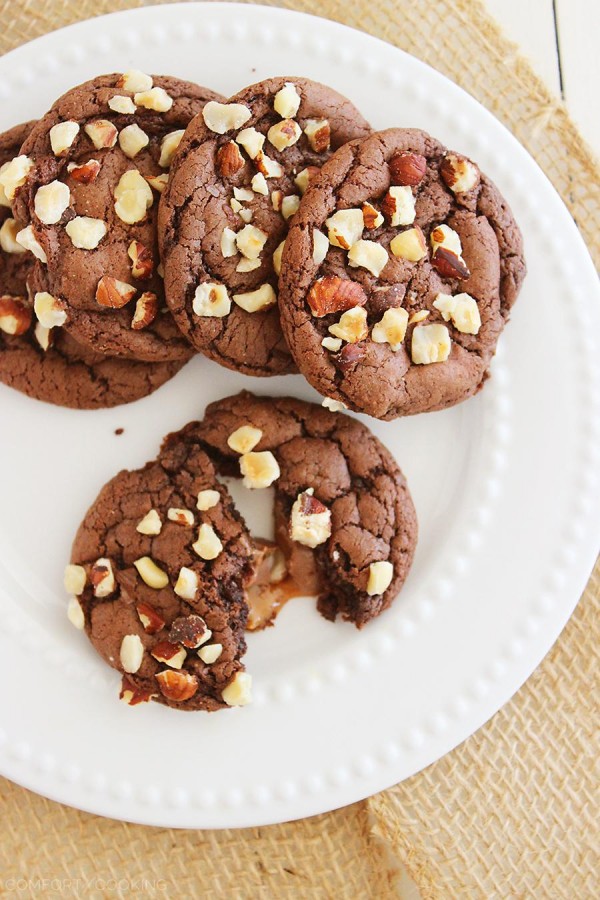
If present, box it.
[485,0,561,95]
[555,0,600,156]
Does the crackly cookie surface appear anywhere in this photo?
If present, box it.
[279,128,526,419]
[68,437,254,711]
[187,391,418,627]
[0,122,185,407]
[9,72,222,361]
[159,77,371,376]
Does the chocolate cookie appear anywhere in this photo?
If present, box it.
[0,124,186,409]
[159,77,371,376]
[8,72,222,361]
[185,392,418,626]
[279,128,526,419]
[67,436,255,711]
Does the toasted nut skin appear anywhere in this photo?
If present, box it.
[128,240,154,279]
[389,152,427,186]
[168,615,208,649]
[68,159,101,183]
[304,119,331,153]
[362,202,383,230]
[120,676,156,706]
[216,141,245,177]
[90,558,115,597]
[431,247,471,280]
[307,276,367,318]
[151,640,187,668]
[96,276,136,309]
[336,342,366,371]
[155,669,198,702]
[131,292,159,330]
[440,153,479,193]
[136,601,166,634]
[0,296,32,335]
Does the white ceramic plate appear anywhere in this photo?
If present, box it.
[0,3,598,829]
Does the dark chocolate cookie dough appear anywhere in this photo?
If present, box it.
[68,435,254,711]
[9,72,222,361]
[186,392,418,627]
[0,123,186,409]
[279,128,526,419]
[159,77,371,376]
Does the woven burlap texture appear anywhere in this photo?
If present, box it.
[0,2,598,898]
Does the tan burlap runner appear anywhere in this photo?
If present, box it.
[1,2,598,897]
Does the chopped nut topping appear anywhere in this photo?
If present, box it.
[303,118,330,153]
[90,557,116,597]
[84,120,118,150]
[325,208,364,249]
[0,155,33,200]
[63,563,87,595]
[34,323,53,351]
[16,226,47,262]
[366,560,394,595]
[371,307,409,351]
[308,275,367,318]
[167,507,195,526]
[362,202,384,230]
[217,140,245,177]
[408,309,429,324]
[220,226,238,258]
[274,81,301,118]
[271,190,283,211]
[322,335,342,352]
[382,185,416,226]
[114,169,153,224]
[202,101,251,134]
[68,159,101,184]
[347,239,389,277]
[239,451,280,489]
[120,677,157,706]
[235,223,267,259]
[294,166,316,195]
[136,601,166,634]
[411,323,451,364]
[233,186,254,202]
[236,257,261,273]
[196,489,220,511]
[251,172,268,195]
[312,229,329,265]
[235,127,265,159]
[389,152,427,186]
[120,634,144,674]
[227,425,262,454]
[328,306,368,343]
[146,173,169,193]
[118,123,149,158]
[272,239,285,276]
[156,669,198,702]
[33,291,67,328]
[159,129,185,168]
[151,641,187,669]
[117,69,153,92]
[433,291,481,334]
[290,488,332,548]
[133,556,169,589]
[49,121,80,156]
[65,216,107,250]
[267,118,302,151]
[198,643,223,664]
[95,276,136,309]
[233,283,277,313]
[221,671,252,706]
[390,226,427,262]
[169,615,209,648]
[322,397,347,412]
[108,95,136,114]
[134,87,173,112]
[281,194,300,220]
[0,219,26,255]
[174,567,199,601]
[429,225,470,279]
[67,597,85,630]
[255,152,283,179]
[128,240,154,279]
[193,282,231,318]
[131,291,158,330]
[34,180,70,225]
[0,297,32,335]
[192,523,223,560]
[440,153,479,193]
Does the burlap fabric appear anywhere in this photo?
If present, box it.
[0,2,598,897]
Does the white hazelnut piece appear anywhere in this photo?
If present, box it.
[196,489,220,511]
[441,153,479,193]
[408,310,430,325]
[159,130,185,168]
[202,101,251,134]
[136,508,162,535]
[433,291,481,335]
[322,397,348,412]
[371,307,409,351]
[67,596,85,630]
[383,185,416,226]
[49,121,80,156]
[174,566,199,601]
[34,180,71,225]
[272,240,285,276]
[235,224,267,260]
[134,87,173,112]
[256,152,283,179]
[239,450,280,489]
[65,216,108,250]
[64,563,87,595]
[411,323,452,365]
[16,226,47,262]
[0,218,26,254]
[227,425,262,454]
[220,227,238,258]
[236,258,261,274]
[325,208,364,249]
[108,95,136,114]
[91,558,116,597]
[303,118,330,152]
[233,186,254,203]
[312,229,329,265]
[192,523,223,561]
[0,155,33,200]
[328,306,368,343]
[167,508,195,526]
[290,488,332,548]
[118,124,149,159]
[366,560,394,595]
[294,167,312,195]
[34,291,67,328]
[233,283,277,313]
[347,239,389,277]
[84,120,118,150]
[193,282,231,318]
[198,643,223,664]
[120,634,144,674]
[235,127,265,159]
[281,194,300,220]
[390,226,428,262]
[0,163,11,208]
[222,671,252,706]
[118,69,153,92]
[251,172,268,195]
[267,119,302,152]
[114,169,154,224]
[322,336,342,352]
[34,323,52,351]
[133,556,169,589]
[273,81,301,118]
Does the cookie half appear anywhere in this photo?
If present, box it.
[0,123,186,409]
[159,77,371,376]
[68,436,254,711]
[9,72,222,361]
[185,391,418,627]
[279,128,526,419]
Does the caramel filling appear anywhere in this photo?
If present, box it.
[245,539,304,631]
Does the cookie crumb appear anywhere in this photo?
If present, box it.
[114,428,124,435]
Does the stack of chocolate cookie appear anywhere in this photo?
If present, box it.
[0,70,524,711]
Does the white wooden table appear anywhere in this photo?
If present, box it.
[486,0,599,157]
